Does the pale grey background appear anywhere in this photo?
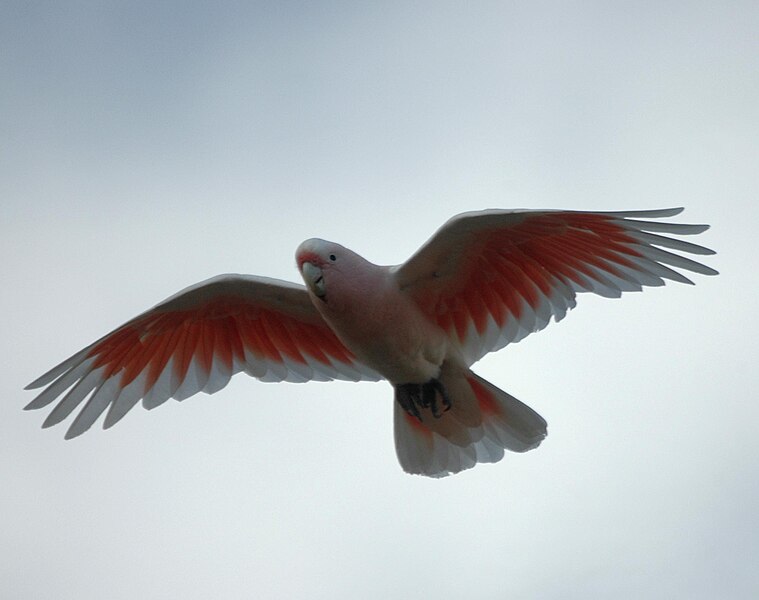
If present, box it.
[2,2,757,599]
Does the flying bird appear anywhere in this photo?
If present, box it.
[25,208,717,477]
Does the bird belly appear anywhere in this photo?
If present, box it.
[324,297,448,384]
[350,332,444,384]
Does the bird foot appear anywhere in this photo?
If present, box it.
[395,378,452,422]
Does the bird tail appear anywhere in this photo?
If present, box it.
[393,365,547,477]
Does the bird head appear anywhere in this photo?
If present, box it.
[296,238,346,302]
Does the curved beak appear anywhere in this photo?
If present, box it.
[301,262,326,299]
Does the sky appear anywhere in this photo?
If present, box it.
[2,2,758,598]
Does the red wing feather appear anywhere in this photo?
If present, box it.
[25,274,380,438]
[396,208,717,364]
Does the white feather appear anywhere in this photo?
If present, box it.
[42,367,105,428]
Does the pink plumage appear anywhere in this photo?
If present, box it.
[25,208,717,477]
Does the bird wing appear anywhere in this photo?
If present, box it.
[25,274,381,438]
[394,207,717,364]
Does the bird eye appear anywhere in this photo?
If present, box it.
[329,254,337,262]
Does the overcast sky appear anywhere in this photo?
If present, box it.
[2,2,757,599]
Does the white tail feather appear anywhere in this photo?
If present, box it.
[393,366,546,477]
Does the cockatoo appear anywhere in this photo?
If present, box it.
[25,208,717,477]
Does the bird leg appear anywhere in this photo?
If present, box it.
[395,383,422,421]
[430,378,452,416]
[395,378,452,422]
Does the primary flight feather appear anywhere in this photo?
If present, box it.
[25,207,717,477]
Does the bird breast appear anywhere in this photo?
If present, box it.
[315,270,448,384]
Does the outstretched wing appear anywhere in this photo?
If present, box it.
[25,274,381,438]
[394,208,717,364]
